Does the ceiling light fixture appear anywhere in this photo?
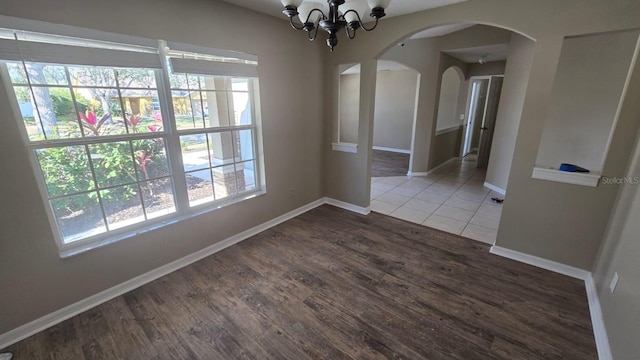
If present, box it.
[281,0,391,51]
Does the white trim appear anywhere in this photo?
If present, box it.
[532,167,601,187]
[585,275,613,360]
[435,125,462,136]
[0,198,326,350]
[489,246,612,360]
[427,157,460,175]
[332,142,358,153]
[483,182,506,195]
[372,146,411,154]
[324,197,370,215]
[407,171,429,176]
[489,246,590,280]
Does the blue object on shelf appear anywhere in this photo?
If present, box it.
[559,163,577,172]
[559,163,590,173]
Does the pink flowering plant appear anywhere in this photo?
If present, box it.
[79,110,111,136]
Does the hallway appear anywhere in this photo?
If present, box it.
[371,157,504,244]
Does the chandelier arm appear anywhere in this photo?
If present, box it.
[343,9,380,32]
[346,25,357,40]
[360,18,380,31]
[288,16,305,31]
[308,23,321,41]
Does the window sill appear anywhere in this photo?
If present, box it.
[332,142,358,153]
[58,189,266,258]
[532,166,601,187]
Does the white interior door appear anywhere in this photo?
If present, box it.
[476,76,504,168]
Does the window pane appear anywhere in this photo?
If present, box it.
[51,192,106,243]
[36,146,95,197]
[180,134,210,171]
[203,90,230,127]
[102,184,144,230]
[186,169,213,206]
[120,90,162,133]
[235,129,254,161]
[232,91,251,125]
[89,141,137,188]
[213,164,237,200]
[237,161,256,191]
[169,73,189,89]
[141,177,176,219]
[133,138,170,180]
[22,86,82,140]
[231,78,249,92]
[68,66,116,87]
[24,63,68,85]
[74,89,116,137]
[189,93,205,127]
[7,62,27,84]
[173,90,199,130]
[208,132,234,166]
[13,85,44,141]
[116,68,157,89]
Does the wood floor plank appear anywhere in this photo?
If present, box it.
[2,205,597,359]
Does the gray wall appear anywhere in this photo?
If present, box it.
[468,60,506,77]
[373,69,418,151]
[0,0,324,335]
[431,129,463,170]
[484,33,534,192]
[536,30,639,173]
[593,124,640,359]
[339,73,360,143]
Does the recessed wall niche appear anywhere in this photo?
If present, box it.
[332,63,360,153]
[533,29,640,186]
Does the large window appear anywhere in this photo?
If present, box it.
[0,27,263,256]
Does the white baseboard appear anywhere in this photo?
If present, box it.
[0,198,327,350]
[427,157,460,175]
[585,275,613,360]
[490,246,612,360]
[483,182,506,195]
[406,171,428,176]
[372,146,411,154]
[489,246,590,280]
[324,197,370,215]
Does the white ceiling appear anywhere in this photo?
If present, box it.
[443,43,510,63]
[218,0,468,21]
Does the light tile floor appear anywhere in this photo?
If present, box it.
[371,158,504,244]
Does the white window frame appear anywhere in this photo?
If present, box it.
[0,19,265,257]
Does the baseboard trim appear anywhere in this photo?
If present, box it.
[483,182,506,195]
[372,146,411,154]
[489,246,590,280]
[427,157,460,175]
[0,198,327,350]
[406,171,428,176]
[490,246,612,360]
[324,197,370,215]
[585,275,613,360]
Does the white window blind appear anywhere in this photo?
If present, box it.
[166,42,258,78]
[0,29,161,68]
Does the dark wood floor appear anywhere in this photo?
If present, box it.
[371,150,409,177]
[3,205,597,359]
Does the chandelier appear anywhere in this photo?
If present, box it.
[280,0,392,51]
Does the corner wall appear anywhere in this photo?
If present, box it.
[484,33,535,192]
